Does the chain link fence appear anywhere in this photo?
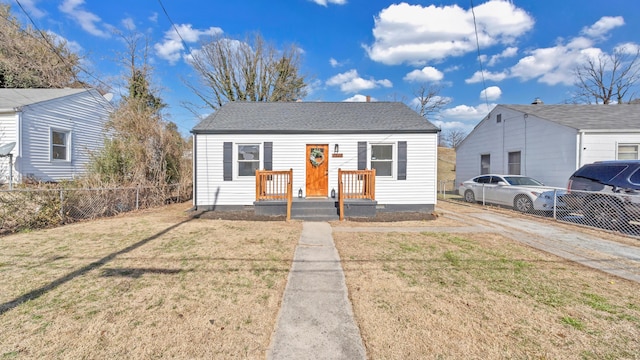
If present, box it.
[557,189,640,237]
[0,184,192,234]
[447,181,640,238]
[437,179,459,200]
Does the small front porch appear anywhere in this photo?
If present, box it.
[254,169,377,221]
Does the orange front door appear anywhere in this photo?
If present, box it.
[305,144,328,197]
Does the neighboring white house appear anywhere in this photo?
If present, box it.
[191,101,440,214]
[456,103,640,188]
[0,88,113,184]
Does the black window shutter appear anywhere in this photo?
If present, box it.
[223,142,232,181]
[397,141,407,180]
[264,142,273,170]
[358,141,367,170]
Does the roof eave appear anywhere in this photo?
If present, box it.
[192,129,440,135]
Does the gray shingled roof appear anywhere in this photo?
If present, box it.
[192,102,440,134]
[0,88,88,109]
[501,104,640,130]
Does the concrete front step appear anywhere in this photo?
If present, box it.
[291,199,339,220]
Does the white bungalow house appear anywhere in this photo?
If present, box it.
[456,103,640,188]
[0,88,113,185]
[191,101,440,219]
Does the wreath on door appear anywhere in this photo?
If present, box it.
[309,148,325,167]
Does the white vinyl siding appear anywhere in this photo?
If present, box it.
[18,89,110,182]
[456,106,578,188]
[194,133,438,207]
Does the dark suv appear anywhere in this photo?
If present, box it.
[566,160,640,228]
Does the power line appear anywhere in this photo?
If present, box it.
[156,0,192,56]
[10,0,114,113]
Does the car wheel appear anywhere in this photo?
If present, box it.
[514,195,533,213]
[585,199,626,230]
[464,190,476,203]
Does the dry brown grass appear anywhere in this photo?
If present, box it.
[0,203,302,359]
[334,228,640,359]
[3,200,640,359]
[438,146,456,183]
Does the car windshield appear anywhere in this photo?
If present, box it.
[503,176,544,186]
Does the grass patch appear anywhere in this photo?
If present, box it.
[334,229,640,359]
[0,203,302,359]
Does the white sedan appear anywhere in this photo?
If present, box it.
[458,174,564,213]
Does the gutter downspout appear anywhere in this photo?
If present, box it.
[578,130,585,169]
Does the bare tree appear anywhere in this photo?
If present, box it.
[573,47,640,104]
[88,32,187,187]
[413,84,450,119]
[0,4,81,88]
[441,129,467,148]
[185,33,307,111]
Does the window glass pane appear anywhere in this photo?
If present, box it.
[238,145,259,160]
[52,131,67,160]
[508,151,521,175]
[371,145,392,160]
[52,146,66,160]
[52,131,66,145]
[575,165,627,183]
[618,144,638,160]
[480,154,490,175]
[630,169,640,185]
[238,161,259,176]
[371,161,392,176]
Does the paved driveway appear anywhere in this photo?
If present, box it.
[333,200,640,284]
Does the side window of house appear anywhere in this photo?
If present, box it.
[618,144,639,160]
[51,129,69,161]
[480,154,490,175]
[371,144,393,176]
[508,151,521,175]
[238,144,260,176]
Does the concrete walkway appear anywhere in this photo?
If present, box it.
[267,222,366,360]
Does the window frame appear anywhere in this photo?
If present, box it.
[370,143,394,178]
[617,143,639,160]
[236,143,261,177]
[50,128,71,162]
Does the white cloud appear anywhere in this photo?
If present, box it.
[344,94,376,102]
[149,12,159,23]
[487,46,518,66]
[465,70,508,83]
[329,58,343,67]
[480,86,502,101]
[441,103,494,122]
[326,69,393,93]
[121,17,136,31]
[410,95,452,110]
[48,31,83,54]
[365,1,534,65]
[59,0,111,38]
[403,66,444,82]
[309,0,346,6]
[18,0,46,18]
[581,16,624,38]
[155,24,223,65]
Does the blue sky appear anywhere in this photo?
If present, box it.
[6,0,640,136]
